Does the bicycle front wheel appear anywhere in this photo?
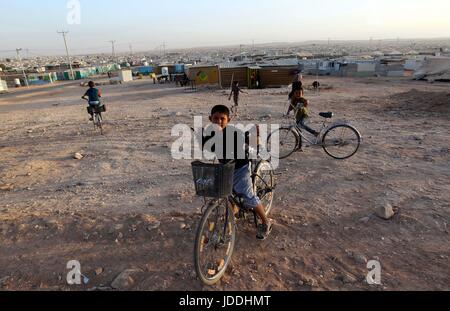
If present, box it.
[322,124,361,160]
[267,127,300,160]
[194,200,236,286]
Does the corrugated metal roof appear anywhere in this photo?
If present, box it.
[189,64,218,68]
[218,62,246,69]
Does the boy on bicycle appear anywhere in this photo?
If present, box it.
[199,105,273,240]
[286,87,319,137]
[82,81,102,121]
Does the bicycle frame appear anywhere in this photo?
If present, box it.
[289,117,352,148]
[290,120,328,147]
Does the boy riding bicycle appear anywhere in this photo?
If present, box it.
[197,105,273,240]
[82,81,103,121]
[286,87,319,137]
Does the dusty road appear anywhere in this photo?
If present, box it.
[0,76,449,291]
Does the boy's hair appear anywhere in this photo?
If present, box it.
[211,105,230,117]
[88,81,95,88]
[233,81,239,86]
[292,81,303,91]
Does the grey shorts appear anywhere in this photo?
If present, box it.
[233,164,261,209]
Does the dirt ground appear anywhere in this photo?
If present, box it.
[0,76,449,291]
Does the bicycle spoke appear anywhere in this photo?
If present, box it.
[197,202,234,281]
[270,128,297,159]
[323,125,360,159]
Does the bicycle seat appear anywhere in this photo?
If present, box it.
[319,112,333,119]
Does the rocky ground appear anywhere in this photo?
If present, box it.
[0,76,449,291]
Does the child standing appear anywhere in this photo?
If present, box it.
[228,81,247,117]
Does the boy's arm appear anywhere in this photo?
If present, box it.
[81,90,88,100]
[98,89,102,98]
[286,101,295,115]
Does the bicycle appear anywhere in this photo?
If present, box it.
[84,99,105,135]
[192,158,276,286]
[268,112,361,160]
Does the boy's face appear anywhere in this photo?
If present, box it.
[210,112,230,130]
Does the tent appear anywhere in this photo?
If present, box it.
[414,57,450,82]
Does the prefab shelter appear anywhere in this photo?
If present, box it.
[0,79,8,93]
[174,64,185,74]
[157,65,175,75]
[258,66,297,88]
[376,59,405,77]
[28,73,56,84]
[137,66,154,74]
[219,66,248,88]
[337,61,376,77]
[414,57,450,81]
[119,70,133,82]
[75,70,88,80]
[188,65,220,86]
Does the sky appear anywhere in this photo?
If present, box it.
[0,0,449,56]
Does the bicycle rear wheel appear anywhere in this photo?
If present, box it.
[322,124,361,160]
[253,161,275,216]
[267,127,300,160]
[194,200,236,286]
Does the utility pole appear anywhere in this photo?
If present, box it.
[16,48,29,87]
[162,42,166,58]
[109,40,117,63]
[129,44,133,56]
[57,31,75,80]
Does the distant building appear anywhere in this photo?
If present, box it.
[218,59,299,88]
[376,58,406,77]
[414,56,450,82]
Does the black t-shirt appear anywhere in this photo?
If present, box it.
[202,125,254,170]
